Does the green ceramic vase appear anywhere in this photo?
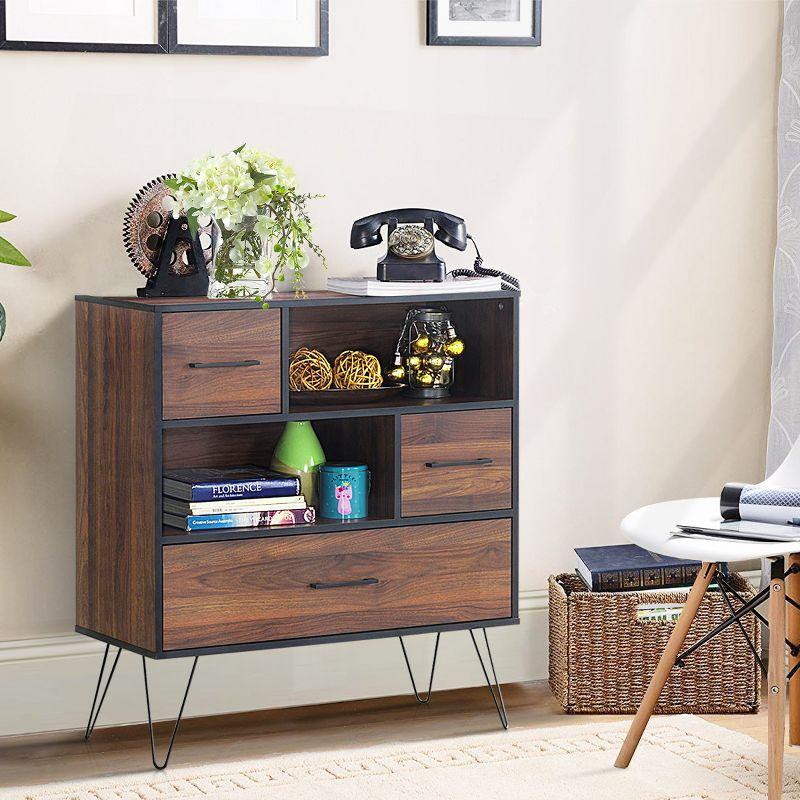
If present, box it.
[270,421,326,505]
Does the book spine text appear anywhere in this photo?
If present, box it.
[190,477,301,502]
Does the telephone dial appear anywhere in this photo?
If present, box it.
[350,207,521,290]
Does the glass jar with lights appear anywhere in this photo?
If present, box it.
[386,307,465,398]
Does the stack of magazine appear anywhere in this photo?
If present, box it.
[674,482,800,543]
[326,275,501,296]
[675,438,800,543]
[163,466,316,532]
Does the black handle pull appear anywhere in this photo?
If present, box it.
[188,359,261,369]
[309,577,379,590]
[425,457,494,469]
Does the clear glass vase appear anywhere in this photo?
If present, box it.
[207,218,276,300]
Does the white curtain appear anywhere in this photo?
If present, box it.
[769,0,800,472]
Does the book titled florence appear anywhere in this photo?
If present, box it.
[163,466,300,503]
[575,544,701,592]
[165,507,316,532]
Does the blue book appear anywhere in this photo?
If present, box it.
[575,544,701,592]
[163,466,301,503]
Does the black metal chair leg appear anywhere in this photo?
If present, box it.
[717,578,767,677]
[84,644,122,740]
[142,655,198,770]
[399,632,440,704]
[469,628,509,730]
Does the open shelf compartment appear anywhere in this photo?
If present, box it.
[161,415,395,538]
[287,297,515,413]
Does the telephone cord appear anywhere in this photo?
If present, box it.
[448,234,520,291]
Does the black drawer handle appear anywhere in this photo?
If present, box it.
[188,359,261,369]
[425,458,494,469]
[309,578,379,590]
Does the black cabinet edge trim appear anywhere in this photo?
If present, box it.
[160,509,514,544]
[77,617,520,660]
[74,290,520,312]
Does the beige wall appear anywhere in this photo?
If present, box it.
[0,0,782,732]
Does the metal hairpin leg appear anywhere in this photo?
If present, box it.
[142,655,199,770]
[84,643,122,740]
[469,628,509,730]
[399,633,440,704]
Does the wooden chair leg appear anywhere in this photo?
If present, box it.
[769,558,787,800]
[787,554,800,746]
[615,562,716,769]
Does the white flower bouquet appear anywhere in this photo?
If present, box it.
[165,145,325,300]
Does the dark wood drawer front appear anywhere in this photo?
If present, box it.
[401,410,512,516]
[162,520,511,650]
[162,310,281,419]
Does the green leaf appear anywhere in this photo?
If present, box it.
[0,210,16,224]
[249,168,276,185]
[233,143,247,154]
[186,208,201,237]
[0,236,31,266]
[163,177,181,191]
[0,301,5,342]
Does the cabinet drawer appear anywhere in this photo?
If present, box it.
[162,520,511,650]
[161,310,281,420]
[401,410,512,516]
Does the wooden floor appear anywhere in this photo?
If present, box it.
[0,679,781,789]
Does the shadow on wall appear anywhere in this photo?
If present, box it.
[0,199,135,639]
[520,20,778,578]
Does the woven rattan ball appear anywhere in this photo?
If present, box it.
[289,347,333,391]
[333,350,384,389]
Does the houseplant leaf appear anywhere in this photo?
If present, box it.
[0,236,31,266]
[0,210,16,224]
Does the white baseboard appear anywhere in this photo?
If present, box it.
[1,570,761,739]
[0,589,548,737]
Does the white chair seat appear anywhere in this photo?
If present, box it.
[623,496,800,562]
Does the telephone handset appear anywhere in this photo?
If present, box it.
[350,208,468,282]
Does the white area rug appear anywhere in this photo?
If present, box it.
[4,715,799,800]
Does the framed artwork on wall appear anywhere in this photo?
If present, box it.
[168,0,328,56]
[0,0,169,53]
[0,0,329,56]
[427,0,541,47]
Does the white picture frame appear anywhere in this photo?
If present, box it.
[0,0,168,53]
[169,0,328,56]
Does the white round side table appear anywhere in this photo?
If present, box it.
[615,497,800,800]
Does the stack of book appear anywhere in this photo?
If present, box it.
[326,274,502,296]
[163,466,316,532]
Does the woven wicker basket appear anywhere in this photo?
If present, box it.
[548,572,761,714]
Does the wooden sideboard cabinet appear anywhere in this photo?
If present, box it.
[75,289,519,766]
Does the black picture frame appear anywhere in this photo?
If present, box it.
[0,0,329,56]
[427,0,541,47]
[0,0,169,53]
[168,0,328,57]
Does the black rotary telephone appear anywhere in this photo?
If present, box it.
[350,209,468,282]
[350,208,520,290]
